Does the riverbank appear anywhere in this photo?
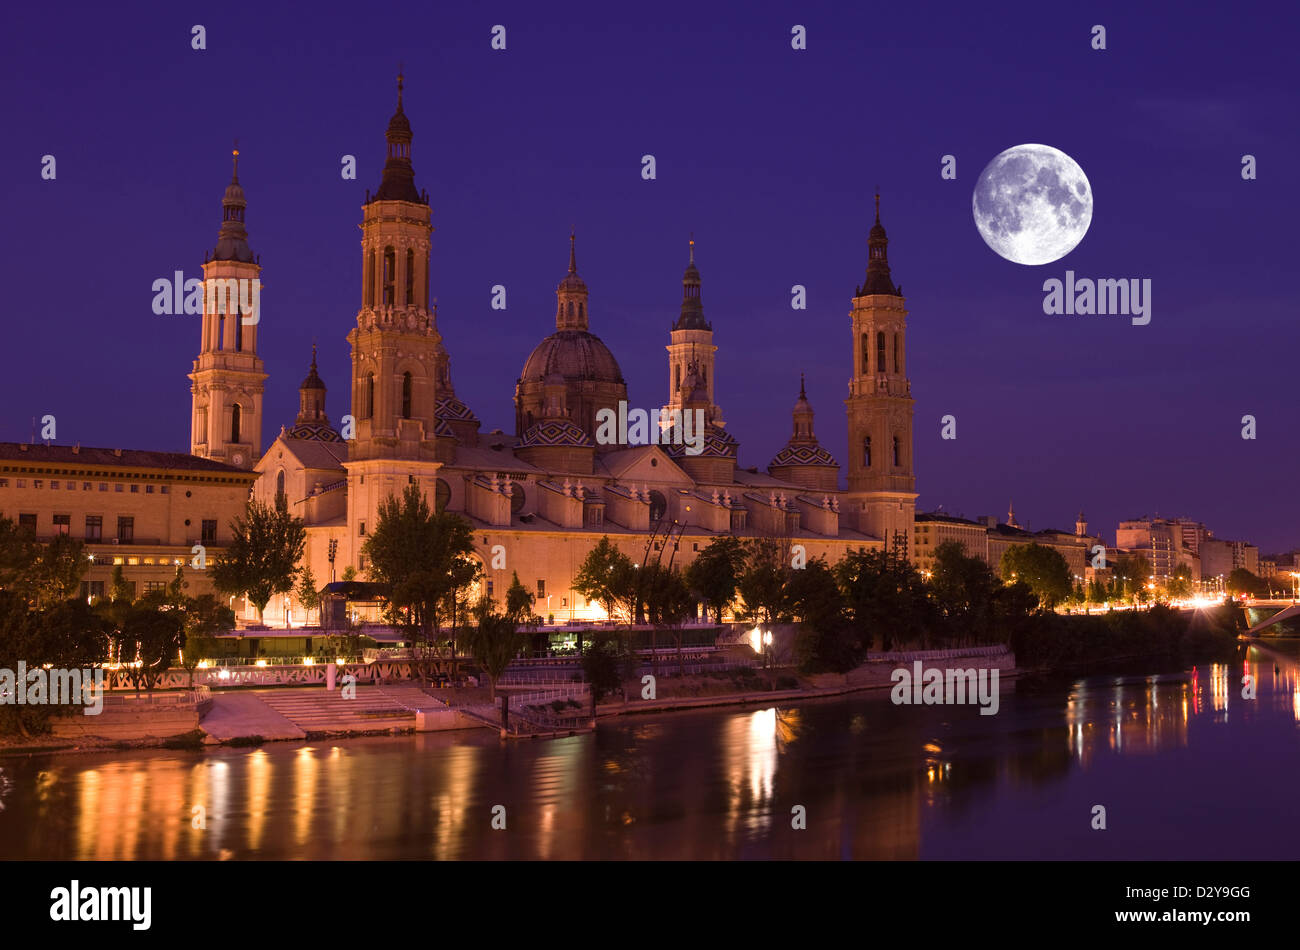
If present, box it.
[0,646,1018,756]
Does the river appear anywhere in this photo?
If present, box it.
[1,645,1295,860]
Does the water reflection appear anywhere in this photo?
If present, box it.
[5,655,1300,860]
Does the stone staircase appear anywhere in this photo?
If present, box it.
[252,685,444,736]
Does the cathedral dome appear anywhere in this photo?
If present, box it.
[520,330,625,386]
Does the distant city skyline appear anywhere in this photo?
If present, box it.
[3,1,1297,550]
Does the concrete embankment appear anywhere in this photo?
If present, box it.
[598,648,1018,718]
[2,647,1017,753]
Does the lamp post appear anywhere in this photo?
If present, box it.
[763,629,774,687]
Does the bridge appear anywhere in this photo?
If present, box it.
[1241,599,1300,637]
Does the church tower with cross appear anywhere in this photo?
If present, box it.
[189,146,267,470]
[663,237,723,427]
[342,73,445,566]
[844,195,917,555]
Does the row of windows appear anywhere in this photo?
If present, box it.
[9,513,217,543]
[195,404,246,444]
[860,331,903,376]
[861,435,905,468]
[0,478,169,493]
[365,247,423,309]
[356,373,415,420]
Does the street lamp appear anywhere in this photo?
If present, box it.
[763,629,774,672]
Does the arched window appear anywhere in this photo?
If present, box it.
[861,334,870,375]
[363,373,374,420]
[567,301,574,318]
[230,404,242,444]
[435,478,451,514]
[276,470,285,503]
[893,333,900,373]
[401,372,412,419]
[876,331,886,375]
[382,246,395,306]
[675,364,682,392]
[405,249,415,305]
[862,436,871,467]
[648,490,668,523]
[578,302,584,320]
[893,435,901,467]
[234,314,243,352]
[366,250,376,307]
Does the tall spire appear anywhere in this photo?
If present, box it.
[674,235,710,331]
[212,144,253,262]
[556,230,589,330]
[372,70,424,204]
[857,191,899,296]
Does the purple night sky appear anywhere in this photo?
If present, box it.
[2,1,1296,549]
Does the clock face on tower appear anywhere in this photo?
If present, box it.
[231,452,245,467]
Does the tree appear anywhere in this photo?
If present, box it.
[0,521,90,609]
[297,565,321,621]
[642,564,695,674]
[504,571,536,625]
[464,601,521,700]
[1000,543,1072,609]
[685,536,745,624]
[836,547,933,652]
[580,633,631,718]
[736,538,791,626]
[362,484,479,679]
[572,536,635,623]
[1165,562,1194,600]
[0,517,38,596]
[930,540,1002,645]
[1227,568,1266,598]
[28,535,90,609]
[0,592,111,737]
[789,557,857,673]
[210,495,307,623]
[177,594,235,686]
[1112,554,1153,603]
[109,563,133,605]
[110,603,184,694]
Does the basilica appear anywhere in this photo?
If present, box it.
[190,81,919,627]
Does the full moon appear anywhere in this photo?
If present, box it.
[972,144,1093,266]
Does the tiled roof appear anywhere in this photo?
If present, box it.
[0,442,253,475]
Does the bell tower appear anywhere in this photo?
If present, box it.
[844,194,917,555]
[663,237,722,426]
[189,148,266,470]
[343,74,444,575]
